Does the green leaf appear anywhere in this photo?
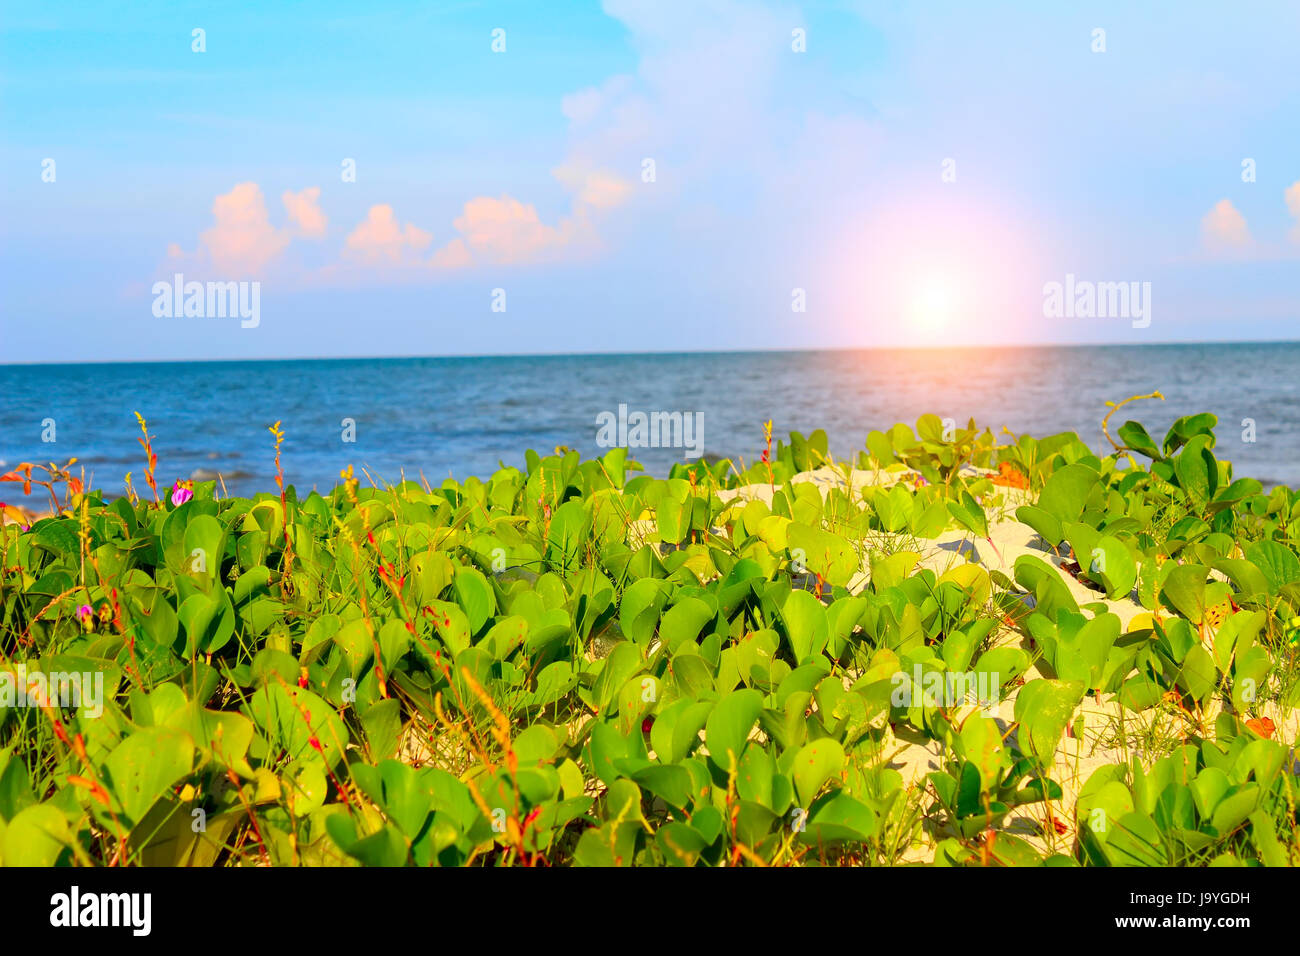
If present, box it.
[946,491,987,539]
[655,485,693,546]
[1117,420,1162,460]
[1082,535,1137,600]
[787,523,858,586]
[104,727,196,827]
[1179,644,1217,705]
[632,765,693,810]
[792,738,845,807]
[1013,555,1077,618]
[182,514,227,583]
[2,804,71,866]
[656,821,709,865]
[1015,504,1063,548]
[1013,679,1084,766]
[869,551,920,591]
[619,578,669,646]
[803,792,878,843]
[650,698,713,766]
[957,716,1009,793]
[1243,540,1300,594]
[31,520,79,560]
[1161,563,1209,624]
[658,598,714,653]
[245,684,348,770]
[1037,463,1098,523]
[1162,413,1217,456]
[781,589,828,665]
[453,567,496,635]
[1172,435,1218,506]
[705,688,762,773]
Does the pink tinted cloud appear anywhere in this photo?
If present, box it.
[169,182,328,277]
[1201,199,1252,253]
[344,204,433,264]
[283,187,328,238]
[430,238,473,269]
[451,194,594,265]
[198,182,289,275]
[171,171,619,283]
[551,164,633,210]
[1286,181,1300,243]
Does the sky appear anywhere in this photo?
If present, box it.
[1,0,1298,363]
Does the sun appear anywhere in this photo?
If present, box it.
[911,276,955,334]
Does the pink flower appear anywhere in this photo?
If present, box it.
[171,485,193,506]
[76,604,93,620]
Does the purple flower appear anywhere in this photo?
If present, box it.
[76,604,93,620]
[171,485,193,506]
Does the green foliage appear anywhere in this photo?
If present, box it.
[1,408,1297,868]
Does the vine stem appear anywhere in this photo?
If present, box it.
[1101,391,1165,452]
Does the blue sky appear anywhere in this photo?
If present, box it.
[2,0,1298,362]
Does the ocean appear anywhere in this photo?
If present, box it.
[2,343,1298,506]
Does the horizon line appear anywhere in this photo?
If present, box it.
[3,337,1299,368]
